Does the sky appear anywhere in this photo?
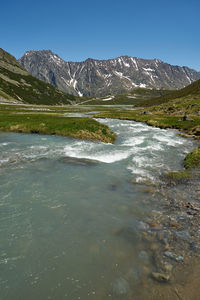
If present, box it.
[1,0,200,70]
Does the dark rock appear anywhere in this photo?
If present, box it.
[180,114,194,121]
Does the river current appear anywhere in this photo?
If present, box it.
[0,119,196,299]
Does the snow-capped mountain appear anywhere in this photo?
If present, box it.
[19,50,200,97]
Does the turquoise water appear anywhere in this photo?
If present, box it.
[0,119,196,299]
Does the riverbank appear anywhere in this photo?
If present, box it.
[94,110,200,141]
[134,166,200,299]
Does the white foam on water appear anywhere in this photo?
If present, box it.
[153,133,184,146]
[0,158,10,166]
[64,141,132,163]
[145,143,164,151]
[30,146,48,150]
[127,166,156,183]
[122,136,145,146]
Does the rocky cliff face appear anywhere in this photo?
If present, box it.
[19,50,200,97]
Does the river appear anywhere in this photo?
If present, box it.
[0,119,197,299]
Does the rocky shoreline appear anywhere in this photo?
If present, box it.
[132,166,200,298]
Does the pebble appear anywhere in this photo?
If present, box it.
[149,223,162,231]
[151,272,170,282]
[138,221,150,231]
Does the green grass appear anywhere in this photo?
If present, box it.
[165,170,192,181]
[135,79,200,108]
[164,147,200,181]
[0,48,25,70]
[0,106,116,143]
[80,88,172,106]
[0,66,79,105]
[184,147,200,169]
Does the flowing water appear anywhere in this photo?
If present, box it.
[0,119,197,299]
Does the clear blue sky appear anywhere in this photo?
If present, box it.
[1,0,200,70]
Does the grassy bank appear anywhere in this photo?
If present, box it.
[0,106,116,143]
[164,146,200,181]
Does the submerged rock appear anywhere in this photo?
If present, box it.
[115,226,139,244]
[137,221,150,231]
[112,277,130,295]
[58,156,98,166]
[138,250,149,261]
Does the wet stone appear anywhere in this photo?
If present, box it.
[151,272,170,282]
[164,251,184,262]
[149,223,163,231]
[137,221,150,231]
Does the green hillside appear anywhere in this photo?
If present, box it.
[0,48,80,105]
[135,78,200,108]
[79,88,171,105]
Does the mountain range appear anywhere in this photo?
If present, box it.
[19,50,200,97]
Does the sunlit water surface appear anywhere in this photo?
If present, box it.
[0,119,196,299]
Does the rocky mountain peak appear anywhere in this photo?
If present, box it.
[19,50,200,97]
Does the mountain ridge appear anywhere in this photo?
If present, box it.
[20,50,198,68]
[0,48,79,105]
[19,50,200,97]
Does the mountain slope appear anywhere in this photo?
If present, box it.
[19,50,200,97]
[0,48,78,105]
[135,78,200,108]
[80,88,172,105]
